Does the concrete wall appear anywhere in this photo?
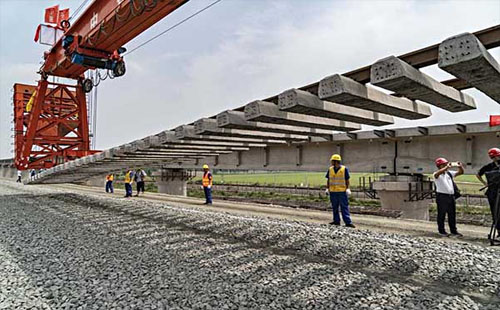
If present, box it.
[162,131,499,174]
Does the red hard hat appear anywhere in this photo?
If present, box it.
[435,157,449,167]
[488,148,500,158]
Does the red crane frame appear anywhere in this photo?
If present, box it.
[14,0,189,170]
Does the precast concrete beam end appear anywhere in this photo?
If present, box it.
[318,74,432,119]
[278,88,395,126]
[438,32,500,104]
[370,55,476,112]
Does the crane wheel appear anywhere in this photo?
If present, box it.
[113,61,126,77]
[82,78,93,93]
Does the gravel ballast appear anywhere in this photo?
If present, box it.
[0,180,499,309]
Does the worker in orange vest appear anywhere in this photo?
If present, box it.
[105,173,114,193]
[202,164,213,205]
[326,154,355,228]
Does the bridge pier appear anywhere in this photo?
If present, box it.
[373,175,431,220]
[154,168,192,196]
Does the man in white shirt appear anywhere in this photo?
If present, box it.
[433,157,464,237]
[16,170,22,183]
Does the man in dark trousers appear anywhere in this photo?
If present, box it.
[326,154,355,228]
[202,164,213,205]
[433,157,464,237]
[476,148,500,231]
[134,168,147,197]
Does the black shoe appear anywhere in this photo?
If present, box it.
[439,231,450,237]
[345,224,356,228]
[451,232,463,237]
[329,222,340,226]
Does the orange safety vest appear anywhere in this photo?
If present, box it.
[106,174,114,181]
[328,166,347,192]
[202,172,212,187]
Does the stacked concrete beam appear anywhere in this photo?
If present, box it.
[278,89,394,126]
[156,130,269,148]
[244,100,361,131]
[438,32,500,104]
[217,110,334,139]
[318,74,432,119]
[194,118,310,142]
[370,56,476,112]
[175,125,289,144]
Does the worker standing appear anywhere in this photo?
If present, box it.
[105,173,114,193]
[326,154,355,228]
[202,164,213,205]
[124,169,135,198]
[433,158,464,237]
[134,168,147,197]
[16,170,22,183]
[476,148,500,231]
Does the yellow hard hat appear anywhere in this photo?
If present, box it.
[330,154,342,161]
[203,164,209,169]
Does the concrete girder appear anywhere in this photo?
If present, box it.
[217,110,334,139]
[278,89,394,126]
[244,100,361,131]
[318,74,432,119]
[174,125,289,144]
[126,149,233,156]
[156,130,268,148]
[112,154,215,160]
[438,32,500,104]
[149,144,250,151]
[194,118,310,142]
[370,56,476,112]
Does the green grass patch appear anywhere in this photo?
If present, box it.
[192,172,385,188]
[187,188,381,207]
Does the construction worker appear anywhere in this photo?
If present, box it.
[477,148,500,231]
[202,164,213,205]
[124,169,135,198]
[326,154,355,228]
[16,170,22,183]
[105,173,114,193]
[134,168,147,197]
[433,158,464,237]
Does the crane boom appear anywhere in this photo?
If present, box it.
[14,0,190,170]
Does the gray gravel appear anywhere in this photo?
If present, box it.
[0,180,499,309]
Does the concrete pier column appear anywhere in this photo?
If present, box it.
[372,175,431,220]
[154,168,192,196]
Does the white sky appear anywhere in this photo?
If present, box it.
[0,0,499,159]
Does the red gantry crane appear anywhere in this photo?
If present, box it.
[13,0,189,170]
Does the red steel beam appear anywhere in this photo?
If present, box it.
[252,24,500,107]
[42,0,189,78]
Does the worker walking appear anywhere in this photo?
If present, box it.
[476,148,500,231]
[433,158,464,237]
[124,169,135,198]
[202,164,213,205]
[134,168,147,197]
[326,154,355,228]
[16,170,22,183]
[105,173,114,193]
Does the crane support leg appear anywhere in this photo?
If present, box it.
[14,80,97,170]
